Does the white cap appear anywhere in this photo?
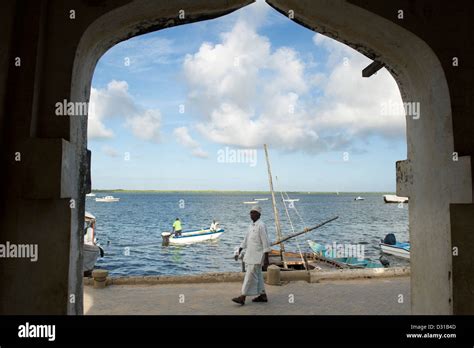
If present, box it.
[250,205,262,214]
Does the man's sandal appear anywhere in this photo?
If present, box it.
[232,297,245,305]
[252,295,268,302]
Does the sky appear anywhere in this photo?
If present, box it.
[87,0,407,192]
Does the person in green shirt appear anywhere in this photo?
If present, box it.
[172,218,182,236]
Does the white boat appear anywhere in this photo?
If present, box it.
[354,196,364,201]
[83,212,104,273]
[283,198,300,202]
[243,201,258,204]
[95,195,120,202]
[254,198,269,201]
[383,194,409,203]
[161,228,224,245]
[380,234,410,259]
[86,193,96,197]
[380,242,410,259]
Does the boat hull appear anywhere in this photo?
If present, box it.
[164,229,224,245]
[380,243,410,259]
[383,194,409,203]
[83,244,101,272]
[308,240,383,268]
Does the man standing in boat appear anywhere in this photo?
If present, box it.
[232,205,271,305]
[172,218,182,236]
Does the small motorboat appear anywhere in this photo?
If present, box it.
[283,198,300,202]
[86,193,96,197]
[380,233,410,259]
[95,195,120,202]
[161,228,224,245]
[354,196,364,201]
[83,212,104,273]
[308,240,384,268]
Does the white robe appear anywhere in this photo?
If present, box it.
[240,219,271,296]
[240,219,271,265]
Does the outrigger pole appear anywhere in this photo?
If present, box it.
[270,216,339,246]
[263,144,286,261]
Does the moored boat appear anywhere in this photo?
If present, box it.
[354,196,364,201]
[83,212,104,273]
[308,240,384,268]
[383,194,408,203]
[380,233,410,259]
[161,228,224,245]
[95,195,120,202]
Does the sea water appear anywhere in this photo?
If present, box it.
[86,192,409,276]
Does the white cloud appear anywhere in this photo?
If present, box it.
[182,16,405,154]
[173,127,208,158]
[101,36,180,72]
[102,145,120,158]
[126,109,162,143]
[88,80,162,142]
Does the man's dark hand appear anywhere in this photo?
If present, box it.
[262,252,270,271]
[234,247,243,261]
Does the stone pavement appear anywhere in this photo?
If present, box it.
[84,276,410,315]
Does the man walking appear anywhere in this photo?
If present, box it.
[232,205,271,305]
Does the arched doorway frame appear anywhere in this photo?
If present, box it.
[70,0,472,314]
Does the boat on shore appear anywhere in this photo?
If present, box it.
[95,195,120,202]
[380,233,410,259]
[383,194,409,203]
[84,212,104,274]
[260,144,338,271]
[161,228,224,245]
[307,240,384,268]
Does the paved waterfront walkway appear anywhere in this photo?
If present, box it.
[84,276,410,315]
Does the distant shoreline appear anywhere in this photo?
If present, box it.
[90,189,395,195]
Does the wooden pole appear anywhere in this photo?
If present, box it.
[271,216,339,246]
[263,144,285,255]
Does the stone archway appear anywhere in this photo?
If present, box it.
[265,0,472,314]
[68,0,472,315]
[68,0,254,314]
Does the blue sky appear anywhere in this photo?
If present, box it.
[87,0,406,192]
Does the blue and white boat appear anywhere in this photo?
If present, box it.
[380,234,410,259]
[308,240,384,268]
[161,228,224,245]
